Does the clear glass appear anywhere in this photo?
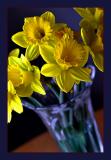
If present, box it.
[23,65,104,152]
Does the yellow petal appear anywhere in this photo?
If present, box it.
[32,66,40,80]
[31,79,46,95]
[12,95,23,113]
[80,45,89,67]
[74,8,94,20]
[88,8,96,15]
[91,52,104,72]
[89,36,104,72]
[81,27,89,45]
[25,44,40,61]
[8,56,27,71]
[20,54,32,71]
[24,17,35,23]
[16,84,33,97]
[11,32,28,48]
[8,65,23,87]
[80,23,96,45]
[69,67,91,82]
[94,8,104,23]
[9,54,32,72]
[8,105,12,123]
[90,35,103,54]
[41,63,61,77]
[53,23,67,31]
[41,11,55,25]
[9,48,20,57]
[8,80,16,94]
[39,44,56,63]
[56,70,75,93]
[22,70,33,86]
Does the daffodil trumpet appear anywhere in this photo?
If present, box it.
[41,34,91,93]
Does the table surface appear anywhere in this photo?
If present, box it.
[14,109,104,152]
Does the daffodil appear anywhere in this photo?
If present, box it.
[41,35,91,93]
[74,8,104,72]
[8,80,23,123]
[8,54,46,97]
[11,11,66,61]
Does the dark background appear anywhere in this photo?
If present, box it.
[8,8,103,151]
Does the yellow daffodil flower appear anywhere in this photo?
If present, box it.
[74,8,104,72]
[8,54,46,97]
[11,11,66,61]
[41,35,91,93]
[8,80,23,123]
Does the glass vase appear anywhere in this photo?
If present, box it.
[23,65,103,152]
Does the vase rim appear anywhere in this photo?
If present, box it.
[34,65,96,110]
[34,87,91,111]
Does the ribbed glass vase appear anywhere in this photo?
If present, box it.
[22,65,103,152]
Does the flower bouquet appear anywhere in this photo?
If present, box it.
[8,8,104,152]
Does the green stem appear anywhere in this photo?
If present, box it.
[22,100,36,110]
[60,111,68,128]
[68,126,87,152]
[47,83,60,101]
[59,90,64,104]
[27,96,43,107]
